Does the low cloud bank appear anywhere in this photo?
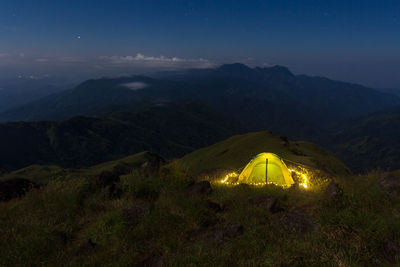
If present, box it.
[121,81,149,90]
[0,52,215,80]
[98,53,214,69]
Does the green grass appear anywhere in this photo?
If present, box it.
[0,151,157,184]
[1,161,400,265]
[0,164,72,184]
[80,151,159,176]
[0,136,397,266]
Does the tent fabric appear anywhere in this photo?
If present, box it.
[238,153,294,186]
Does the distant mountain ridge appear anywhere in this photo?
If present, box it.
[0,77,70,112]
[377,88,400,97]
[0,76,183,121]
[0,101,241,171]
[1,64,399,172]
[1,63,398,141]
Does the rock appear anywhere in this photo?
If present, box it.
[382,239,400,263]
[288,147,307,156]
[186,212,222,241]
[147,152,166,169]
[52,230,68,245]
[248,195,278,212]
[325,181,343,201]
[273,207,316,234]
[141,161,149,168]
[201,212,221,228]
[0,178,39,201]
[122,203,151,226]
[112,162,132,176]
[185,181,212,195]
[140,153,166,177]
[280,136,289,146]
[185,228,206,242]
[94,171,120,188]
[94,170,121,197]
[380,174,400,195]
[283,256,307,266]
[205,200,224,212]
[209,223,243,244]
[76,239,96,255]
[138,253,164,267]
[280,136,289,142]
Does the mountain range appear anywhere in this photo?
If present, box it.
[0,63,399,172]
[0,77,72,112]
[0,101,240,171]
[1,64,398,131]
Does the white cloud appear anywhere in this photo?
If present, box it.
[112,53,185,63]
[121,82,149,90]
[0,52,215,80]
[0,53,213,70]
[99,53,214,69]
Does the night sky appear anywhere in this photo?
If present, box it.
[1,0,399,88]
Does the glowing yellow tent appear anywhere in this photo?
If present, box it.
[238,153,294,186]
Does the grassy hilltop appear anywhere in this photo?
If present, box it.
[174,131,351,177]
[1,134,400,266]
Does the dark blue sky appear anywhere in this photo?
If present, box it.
[1,0,399,88]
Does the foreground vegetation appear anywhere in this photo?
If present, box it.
[1,151,400,265]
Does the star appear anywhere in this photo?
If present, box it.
[77,36,81,39]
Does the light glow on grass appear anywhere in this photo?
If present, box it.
[220,171,238,184]
[219,167,311,189]
[288,168,309,189]
[219,171,293,188]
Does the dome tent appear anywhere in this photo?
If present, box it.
[238,153,294,186]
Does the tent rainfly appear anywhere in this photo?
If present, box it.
[238,153,294,186]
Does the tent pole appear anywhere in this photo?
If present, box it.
[266,158,268,183]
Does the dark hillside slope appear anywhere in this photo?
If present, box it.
[294,75,398,121]
[329,107,400,172]
[0,102,241,171]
